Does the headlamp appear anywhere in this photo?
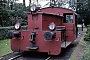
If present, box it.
[14,23,21,30]
[30,5,36,12]
[49,22,55,30]
[44,31,56,40]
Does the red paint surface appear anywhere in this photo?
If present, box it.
[11,31,61,55]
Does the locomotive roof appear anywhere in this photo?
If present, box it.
[41,7,76,14]
[40,12,63,17]
[26,12,63,18]
[26,6,77,17]
[42,7,74,11]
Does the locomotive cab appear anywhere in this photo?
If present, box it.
[7,4,77,55]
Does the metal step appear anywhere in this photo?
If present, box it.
[56,26,66,31]
[27,46,39,50]
[56,28,65,31]
[61,41,72,48]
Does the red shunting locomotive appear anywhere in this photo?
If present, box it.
[7,4,77,55]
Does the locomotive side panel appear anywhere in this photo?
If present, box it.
[41,7,76,42]
[42,14,62,31]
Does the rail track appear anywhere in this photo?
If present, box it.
[0,52,23,60]
[8,54,22,60]
[46,56,51,60]
[0,31,85,60]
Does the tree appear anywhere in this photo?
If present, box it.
[0,0,10,27]
[76,0,90,26]
[0,0,27,26]
[0,0,3,26]
[43,0,70,8]
[9,3,27,26]
[23,0,26,10]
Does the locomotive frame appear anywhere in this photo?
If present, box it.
[8,5,78,55]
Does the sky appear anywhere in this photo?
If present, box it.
[16,0,50,7]
[16,0,70,8]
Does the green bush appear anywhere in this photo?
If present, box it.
[0,26,27,40]
[84,24,90,42]
[21,25,27,30]
[0,26,14,40]
[80,24,90,60]
[80,43,90,60]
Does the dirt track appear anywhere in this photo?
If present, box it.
[69,31,85,60]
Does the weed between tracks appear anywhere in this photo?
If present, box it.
[0,39,12,57]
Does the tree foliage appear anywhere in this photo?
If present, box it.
[49,0,69,7]
[0,0,10,27]
[1,0,90,27]
[0,0,27,27]
[76,0,90,26]
[9,3,27,26]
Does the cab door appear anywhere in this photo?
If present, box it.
[63,13,75,41]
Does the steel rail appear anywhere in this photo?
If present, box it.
[46,56,51,60]
[8,54,22,60]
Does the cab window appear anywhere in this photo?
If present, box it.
[63,13,73,23]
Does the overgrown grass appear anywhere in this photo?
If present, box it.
[0,39,12,57]
[69,34,85,60]
[69,28,86,60]
[80,42,90,60]
[80,25,90,60]
[70,27,90,60]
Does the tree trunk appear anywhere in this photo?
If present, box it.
[23,0,26,10]
[7,0,9,6]
[29,0,31,11]
[29,0,31,6]
[37,0,38,5]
